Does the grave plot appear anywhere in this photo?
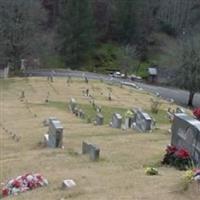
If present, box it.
[0,77,197,200]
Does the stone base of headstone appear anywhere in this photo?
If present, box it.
[62,180,76,189]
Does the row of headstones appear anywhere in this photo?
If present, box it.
[110,109,154,132]
[69,98,154,132]
[19,92,38,118]
[0,123,21,142]
[171,112,200,165]
[43,118,100,161]
[68,98,86,119]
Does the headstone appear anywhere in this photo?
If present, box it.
[171,113,200,164]
[20,91,25,99]
[78,109,85,119]
[21,59,26,71]
[47,119,63,148]
[125,118,132,129]
[96,105,102,113]
[69,98,77,113]
[108,93,112,101]
[133,109,152,132]
[82,141,100,161]
[86,89,89,96]
[62,180,76,189]
[111,113,122,129]
[74,107,79,116]
[82,141,91,154]
[89,145,100,161]
[66,75,71,85]
[85,76,88,84]
[96,113,104,125]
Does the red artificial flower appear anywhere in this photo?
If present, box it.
[166,145,177,154]
[12,180,21,188]
[2,188,9,197]
[175,148,190,159]
[193,108,200,119]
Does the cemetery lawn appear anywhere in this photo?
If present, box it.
[0,77,196,200]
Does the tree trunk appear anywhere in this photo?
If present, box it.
[188,91,195,107]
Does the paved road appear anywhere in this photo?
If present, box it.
[25,69,200,108]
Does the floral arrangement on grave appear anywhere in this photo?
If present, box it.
[145,167,158,175]
[162,145,193,170]
[125,110,134,118]
[182,168,200,190]
[1,173,48,198]
[193,108,200,120]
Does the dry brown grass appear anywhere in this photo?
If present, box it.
[0,77,196,200]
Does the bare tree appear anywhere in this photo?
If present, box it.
[173,34,200,107]
[0,0,47,71]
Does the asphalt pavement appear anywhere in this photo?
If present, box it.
[24,69,200,108]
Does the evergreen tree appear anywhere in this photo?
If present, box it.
[113,0,136,44]
[57,0,95,68]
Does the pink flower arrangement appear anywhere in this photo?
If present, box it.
[1,173,48,198]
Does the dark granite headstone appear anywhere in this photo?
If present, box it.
[171,113,200,164]
[89,145,100,161]
[82,141,91,154]
[82,141,100,161]
[96,113,104,125]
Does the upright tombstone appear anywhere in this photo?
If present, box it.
[111,113,122,129]
[96,113,104,125]
[171,113,200,164]
[82,141,90,154]
[124,110,134,129]
[47,118,63,148]
[69,98,77,113]
[133,109,152,132]
[82,141,100,161]
[89,145,100,161]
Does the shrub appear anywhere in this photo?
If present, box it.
[150,98,161,114]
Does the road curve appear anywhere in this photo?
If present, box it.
[24,69,200,108]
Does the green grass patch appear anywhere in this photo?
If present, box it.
[78,103,127,124]
[39,100,127,125]
[31,100,169,125]
[146,109,169,124]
